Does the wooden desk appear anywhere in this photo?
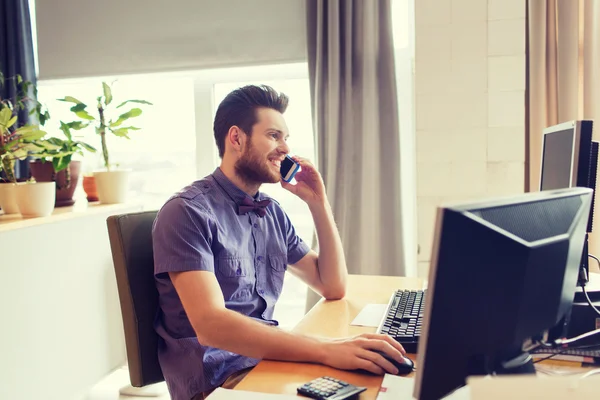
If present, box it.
[236,275,594,399]
[235,275,424,399]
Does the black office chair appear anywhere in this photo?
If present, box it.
[107,211,167,396]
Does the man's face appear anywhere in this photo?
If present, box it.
[235,108,291,184]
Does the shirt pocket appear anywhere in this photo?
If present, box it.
[269,254,288,272]
[217,257,250,278]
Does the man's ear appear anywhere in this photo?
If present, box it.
[227,126,246,153]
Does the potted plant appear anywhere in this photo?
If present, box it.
[0,73,53,217]
[29,120,97,206]
[59,82,151,204]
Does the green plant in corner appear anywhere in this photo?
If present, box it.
[59,81,152,171]
[0,73,49,183]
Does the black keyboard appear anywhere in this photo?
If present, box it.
[376,289,426,353]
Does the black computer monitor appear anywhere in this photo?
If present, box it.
[413,187,593,400]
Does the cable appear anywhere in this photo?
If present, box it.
[588,253,600,268]
[579,368,600,380]
[532,352,562,364]
[581,285,600,317]
[556,328,600,347]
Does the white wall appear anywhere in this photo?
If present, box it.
[415,0,526,277]
[0,204,141,400]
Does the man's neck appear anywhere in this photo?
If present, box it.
[219,162,260,197]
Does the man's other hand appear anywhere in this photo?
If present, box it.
[319,333,407,375]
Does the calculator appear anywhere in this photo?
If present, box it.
[297,376,367,399]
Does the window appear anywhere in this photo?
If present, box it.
[37,75,197,210]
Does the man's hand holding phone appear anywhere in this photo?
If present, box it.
[280,155,327,208]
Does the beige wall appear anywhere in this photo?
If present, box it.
[415,0,526,277]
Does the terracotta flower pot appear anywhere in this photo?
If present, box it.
[83,175,99,202]
[29,160,82,207]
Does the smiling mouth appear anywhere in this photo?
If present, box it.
[270,159,282,168]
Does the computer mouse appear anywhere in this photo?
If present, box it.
[372,350,415,375]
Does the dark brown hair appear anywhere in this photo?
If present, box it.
[213,84,289,158]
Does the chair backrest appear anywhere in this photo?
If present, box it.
[107,211,164,387]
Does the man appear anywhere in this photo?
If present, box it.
[152,85,405,400]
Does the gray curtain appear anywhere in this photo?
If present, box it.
[305,0,405,306]
[0,0,37,180]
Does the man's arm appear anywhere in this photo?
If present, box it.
[282,156,348,299]
[169,269,404,375]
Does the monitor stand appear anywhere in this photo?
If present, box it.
[469,348,536,378]
[495,351,536,375]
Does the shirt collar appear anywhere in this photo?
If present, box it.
[211,167,270,204]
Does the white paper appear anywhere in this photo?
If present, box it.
[376,375,415,399]
[376,374,470,400]
[350,303,388,327]
[208,388,299,399]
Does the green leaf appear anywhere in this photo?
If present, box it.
[52,155,72,172]
[16,125,46,141]
[76,141,97,152]
[11,148,30,160]
[58,96,84,104]
[70,103,87,112]
[75,110,96,120]
[16,75,23,84]
[102,82,113,106]
[46,137,64,146]
[6,116,17,129]
[66,121,89,130]
[116,99,153,108]
[110,108,143,127]
[110,127,133,137]
[59,121,72,141]
[0,107,12,122]
[39,110,50,127]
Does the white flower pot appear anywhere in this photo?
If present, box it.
[0,183,19,214]
[15,182,56,218]
[94,170,131,204]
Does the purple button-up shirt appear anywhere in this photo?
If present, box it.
[152,168,310,400]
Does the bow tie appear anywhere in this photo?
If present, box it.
[237,197,271,217]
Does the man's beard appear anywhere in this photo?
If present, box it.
[234,141,280,185]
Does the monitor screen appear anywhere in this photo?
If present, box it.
[413,187,593,400]
[540,128,576,190]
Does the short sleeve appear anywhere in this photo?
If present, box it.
[283,211,311,265]
[152,197,215,276]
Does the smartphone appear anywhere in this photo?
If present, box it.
[280,155,300,182]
